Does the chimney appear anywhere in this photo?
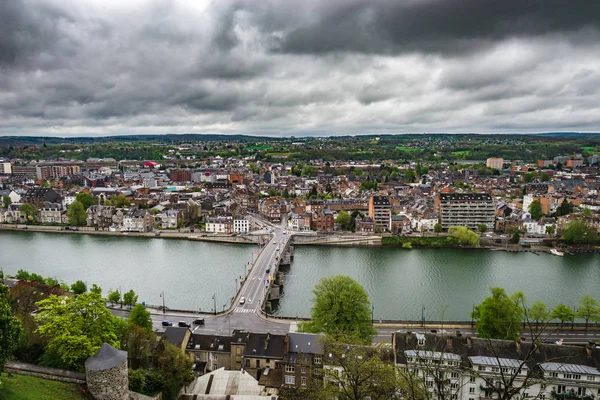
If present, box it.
[446,337,453,348]
[264,333,270,351]
[284,334,289,352]
[466,336,472,346]
[586,346,592,356]
[516,340,521,352]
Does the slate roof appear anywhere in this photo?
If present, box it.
[187,333,232,353]
[85,343,127,371]
[243,333,287,359]
[287,332,324,355]
[164,327,189,348]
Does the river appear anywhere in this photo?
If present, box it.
[1,231,599,320]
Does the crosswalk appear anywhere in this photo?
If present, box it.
[234,307,256,314]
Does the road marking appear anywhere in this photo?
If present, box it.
[234,307,256,313]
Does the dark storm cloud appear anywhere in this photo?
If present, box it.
[1,0,600,136]
[216,0,600,55]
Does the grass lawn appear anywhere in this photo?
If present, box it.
[0,373,86,400]
[451,150,471,156]
[395,145,419,152]
[264,152,292,158]
[581,146,597,153]
[246,145,273,151]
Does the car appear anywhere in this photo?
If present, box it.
[239,297,246,304]
[194,318,205,325]
[161,321,173,326]
[178,321,191,328]
[266,267,270,273]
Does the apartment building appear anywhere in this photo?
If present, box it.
[486,157,504,170]
[436,193,495,230]
[394,331,600,400]
[368,196,391,232]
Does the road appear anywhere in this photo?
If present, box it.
[110,213,600,345]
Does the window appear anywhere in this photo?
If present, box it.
[314,356,321,364]
[213,355,218,362]
[470,376,476,383]
[587,375,596,381]
[245,359,250,367]
[285,375,296,385]
[451,372,459,379]
[557,385,566,394]
[301,377,307,386]
[469,388,475,393]
[451,382,458,390]
[574,374,581,380]
[491,367,499,373]
[301,366,307,374]
[426,381,433,388]
[256,360,260,368]
[564,374,573,379]
[478,366,485,371]
[236,348,241,355]
[285,365,296,373]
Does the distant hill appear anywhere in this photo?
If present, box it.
[0,134,275,146]
[535,132,600,138]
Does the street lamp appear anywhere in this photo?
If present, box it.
[119,286,123,309]
[212,293,216,315]
[159,291,165,314]
[371,305,374,326]
[421,304,425,328]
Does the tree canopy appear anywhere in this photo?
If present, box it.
[108,289,121,306]
[551,304,575,326]
[129,304,153,333]
[562,220,599,244]
[35,291,122,371]
[75,192,94,210]
[473,287,523,340]
[448,226,480,246]
[2,195,11,209]
[301,275,377,344]
[19,203,37,222]
[124,289,139,308]
[67,200,88,226]
[70,280,87,295]
[576,294,600,330]
[528,199,543,220]
[335,211,352,230]
[0,285,22,381]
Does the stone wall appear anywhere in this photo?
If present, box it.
[86,360,129,400]
[4,361,86,384]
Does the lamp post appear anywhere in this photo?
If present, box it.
[421,304,425,328]
[160,291,165,314]
[371,305,374,326]
[471,304,475,328]
[213,293,217,315]
[119,286,123,309]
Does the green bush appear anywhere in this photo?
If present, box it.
[402,242,413,249]
[381,236,457,247]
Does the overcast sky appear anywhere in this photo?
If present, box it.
[2,0,600,137]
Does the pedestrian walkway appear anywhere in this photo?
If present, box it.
[234,307,256,313]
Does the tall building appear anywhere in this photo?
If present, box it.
[0,162,11,174]
[486,157,504,169]
[436,193,495,230]
[368,196,391,232]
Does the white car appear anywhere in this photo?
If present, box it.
[239,297,246,304]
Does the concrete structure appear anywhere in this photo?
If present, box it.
[85,343,129,400]
[368,196,391,232]
[188,367,276,397]
[0,162,12,174]
[486,157,504,170]
[436,193,495,230]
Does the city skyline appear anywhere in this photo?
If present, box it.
[2,0,600,137]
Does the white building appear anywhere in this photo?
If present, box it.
[206,217,232,234]
[0,162,12,174]
[233,217,249,234]
[394,331,600,400]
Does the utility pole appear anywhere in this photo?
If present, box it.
[213,293,216,315]
[119,286,123,309]
[160,291,165,314]
[421,304,425,328]
[471,304,475,328]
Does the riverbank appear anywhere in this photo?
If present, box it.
[1,224,598,253]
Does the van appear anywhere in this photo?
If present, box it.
[178,321,191,328]
[194,318,205,325]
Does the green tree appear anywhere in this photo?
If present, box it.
[108,289,121,306]
[528,199,543,220]
[90,284,102,296]
[403,169,416,182]
[473,287,523,340]
[75,192,94,210]
[448,226,479,246]
[562,220,599,244]
[433,223,443,235]
[114,194,130,208]
[556,199,573,216]
[545,225,555,236]
[16,269,31,281]
[35,291,121,371]
[335,211,352,231]
[576,294,600,330]
[123,289,138,308]
[540,173,550,182]
[67,200,88,226]
[19,203,38,223]
[353,167,363,177]
[300,275,377,344]
[152,340,194,399]
[301,165,317,177]
[523,172,535,183]
[45,277,58,287]
[510,231,521,244]
[129,304,153,333]
[551,303,575,326]
[2,195,11,209]
[477,224,488,234]
[0,285,23,383]
[389,171,399,181]
[70,280,87,295]
[528,300,550,327]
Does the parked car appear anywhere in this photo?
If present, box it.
[178,321,191,328]
[239,297,246,304]
[194,318,205,325]
[161,320,173,326]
